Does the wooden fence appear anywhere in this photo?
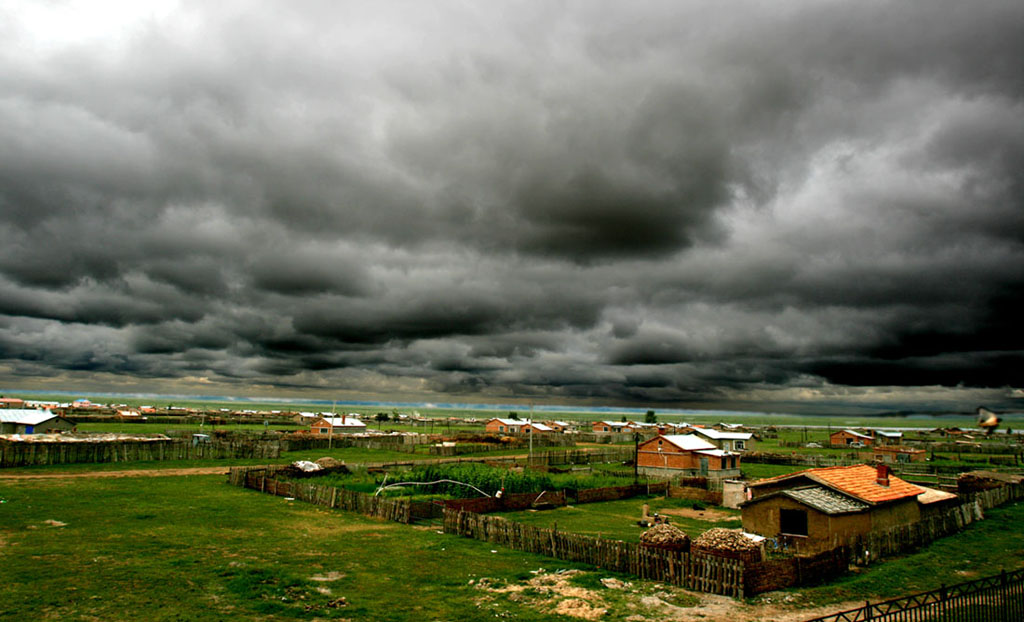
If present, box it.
[442,509,744,597]
[1,437,279,467]
[804,568,1024,622]
[232,466,415,523]
[848,482,1024,565]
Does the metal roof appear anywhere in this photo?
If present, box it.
[782,486,870,515]
[659,434,718,451]
[317,417,366,427]
[0,409,57,426]
[693,428,753,440]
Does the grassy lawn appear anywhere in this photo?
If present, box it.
[497,496,742,542]
[0,475,568,621]
[2,470,1022,620]
[740,463,811,480]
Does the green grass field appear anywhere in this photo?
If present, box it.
[497,496,743,541]
[2,474,1022,620]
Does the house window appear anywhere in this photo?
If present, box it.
[780,509,808,536]
[318,428,328,435]
[499,426,505,433]
[735,440,745,450]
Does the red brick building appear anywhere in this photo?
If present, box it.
[829,429,873,447]
[637,434,741,480]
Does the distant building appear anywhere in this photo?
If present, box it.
[484,418,551,435]
[691,427,753,452]
[485,418,524,435]
[592,421,630,433]
[873,430,903,445]
[867,445,927,464]
[0,409,75,434]
[310,414,366,435]
[0,398,25,410]
[829,429,873,447]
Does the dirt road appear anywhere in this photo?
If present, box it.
[0,466,230,480]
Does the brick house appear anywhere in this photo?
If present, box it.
[0,397,26,409]
[637,434,741,480]
[592,420,630,433]
[829,429,874,448]
[310,414,366,435]
[741,464,927,554]
[485,418,524,435]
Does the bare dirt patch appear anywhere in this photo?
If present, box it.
[658,506,738,522]
[476,569,864,622]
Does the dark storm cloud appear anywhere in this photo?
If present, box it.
[0,0,1022,410]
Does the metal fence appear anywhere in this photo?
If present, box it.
[805,568,1024,622]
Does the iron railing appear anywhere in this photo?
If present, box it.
[805,568,1024,622]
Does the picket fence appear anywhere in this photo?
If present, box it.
[443,509,744,598]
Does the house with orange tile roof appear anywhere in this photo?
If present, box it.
[740,464,939,554]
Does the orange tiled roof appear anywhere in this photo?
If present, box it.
[753,464,924,504]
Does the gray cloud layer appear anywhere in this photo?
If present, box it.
[1,1,1022,411]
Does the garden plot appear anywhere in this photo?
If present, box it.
[496,496,742,542]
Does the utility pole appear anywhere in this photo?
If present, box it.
[633,431,639,484]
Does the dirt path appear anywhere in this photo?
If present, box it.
[0,466,229,480]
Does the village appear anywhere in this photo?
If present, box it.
[2,396,1022,620]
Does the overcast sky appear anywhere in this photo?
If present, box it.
[1,1,1022,413]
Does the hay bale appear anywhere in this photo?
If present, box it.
[315,457,343,468]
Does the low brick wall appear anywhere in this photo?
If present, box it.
[442,490,566,514]
[744,547,850,595]
[577,481,669,503]
[668,485,723,505]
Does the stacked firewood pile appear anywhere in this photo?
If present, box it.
[640,523,691,552]
[693,528,763,562]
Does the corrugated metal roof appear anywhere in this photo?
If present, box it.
[782,486,870,515]
[660,434,717,451]
[0,409,57,426]
[694,428,753,440]
[318,417,366,427]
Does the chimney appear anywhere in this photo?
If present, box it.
[342,413,346,424]
[876,463,890,487]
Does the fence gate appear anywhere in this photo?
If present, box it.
[805,568,1024,622]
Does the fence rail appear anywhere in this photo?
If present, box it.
[805,568,1024,622]
[443,509,744,597]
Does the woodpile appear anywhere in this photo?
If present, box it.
[694,528,759,552]
[640,523,691,552]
